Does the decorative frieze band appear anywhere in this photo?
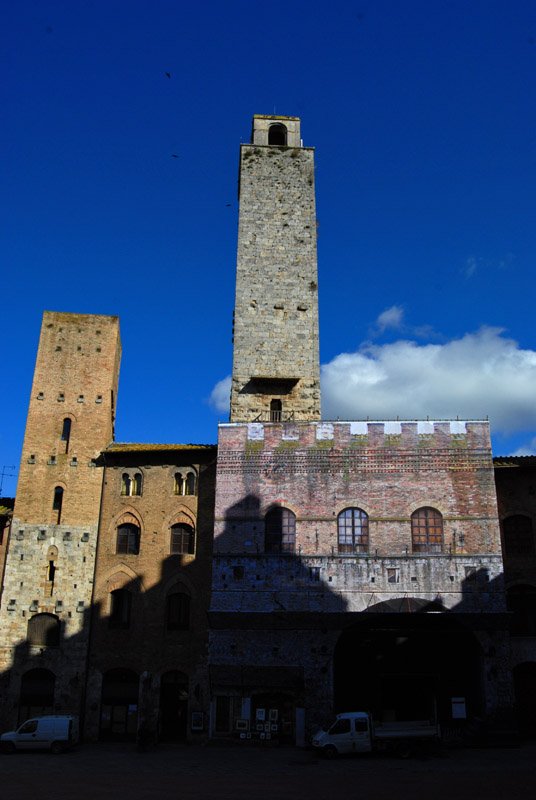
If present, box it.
[217,449,493,476]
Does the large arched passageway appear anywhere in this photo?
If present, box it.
[334,601,484,727]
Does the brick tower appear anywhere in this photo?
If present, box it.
[230,115,321,422]
[0,311,121,730]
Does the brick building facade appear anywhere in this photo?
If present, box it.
[0,114,530,745]
[0,312,121,732]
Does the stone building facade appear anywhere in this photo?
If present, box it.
[494,456,536,735]
[230,115,320,424]
[208,114,512,744]
[209,419,511,743]
[0,114,526,745]
[0,312,121,732]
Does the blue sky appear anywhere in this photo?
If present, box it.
[2,0,536,496]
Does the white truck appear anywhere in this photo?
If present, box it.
[1,715,79,754]
[312,711,440,758]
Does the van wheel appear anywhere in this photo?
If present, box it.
[50,741,64,755]
[2,742,16,754]
[323,745,338,760]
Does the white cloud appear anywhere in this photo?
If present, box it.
[464,256,479,278]
[321,327,536,436]
[207,375,231,414]
[512,438,536,456]
[374,305,404,333]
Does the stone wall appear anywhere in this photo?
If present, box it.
[230,128,320,422]
[0,311,121,732]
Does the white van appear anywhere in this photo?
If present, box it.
[312,711,440,758]
[1,715,79,753]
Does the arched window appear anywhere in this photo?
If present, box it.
[185,472,196,495]
[121,472,142,497]
[338,508,369,554]
[61,418,71,452]
[265,507,296,553]
[109,588,131,629]
[166,591,190,630]
[27,613,60,647]
[116,523,140,554]
[170,523,195,555]
[411,507,443,553]
[52,486,63,524]
[270,399,282,422]
[174,472,196,496]
[503,515,534,556]
[268,123,287,146]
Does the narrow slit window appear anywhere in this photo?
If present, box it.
[52,487,63,524]
[61,418,71,452]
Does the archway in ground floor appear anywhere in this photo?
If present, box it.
[99,668,139,741]
[334,611,484,728]
[18,668,56,725]
[513,662,536,738]
[159,670,189,741]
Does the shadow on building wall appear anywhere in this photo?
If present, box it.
[209,493,516,742]
[0,492,527,743]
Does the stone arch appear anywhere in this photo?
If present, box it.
[19,668,56,724]
[167,508,196,529]
[268,123,287,146]
[27,613,61,647]
[159,670,189,741]
[334,499,373,518]
[333,612,484,726]
[404,498,448,517]
[162,572,197,600]
[104,565,140,591]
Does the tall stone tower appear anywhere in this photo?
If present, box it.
[0,311,121,729]
[230,115,321,423]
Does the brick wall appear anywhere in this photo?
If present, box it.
[85,445,216,741]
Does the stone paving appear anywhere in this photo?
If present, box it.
[1,741,535,800]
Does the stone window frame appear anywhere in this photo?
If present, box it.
[116,519,141,555]
[170,523,195,556]
[52,485,64,524]
[268,122,287,146]
[27,613,61,647]
[60,416,73,453]
[411,507,444,554]
[173,468,197,496]
[264,506,296,554]
[120,470,143,497]
[337,508,369,554]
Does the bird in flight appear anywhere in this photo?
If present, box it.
[165,72,171,78]
[171,154,179,158]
